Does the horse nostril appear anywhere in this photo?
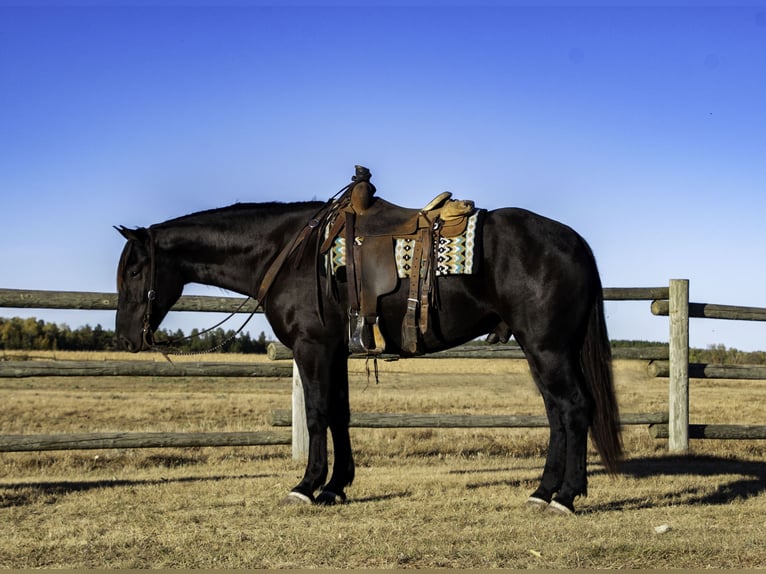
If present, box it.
[118,335,137,353]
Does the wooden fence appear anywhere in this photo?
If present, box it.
[2,282,765,457]
[647,279,766,451]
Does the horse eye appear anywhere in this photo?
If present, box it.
[130,270,141,278]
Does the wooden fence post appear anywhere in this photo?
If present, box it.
[668,278,690,452]
[291,360,308,460]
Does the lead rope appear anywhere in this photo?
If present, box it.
[149,296,259,361]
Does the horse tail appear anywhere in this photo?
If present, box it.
[581,285,623,474]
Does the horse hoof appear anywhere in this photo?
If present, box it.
[316,490,346,506]
[526,496,549,512]
[545,500,575,516]
[281,491,313,506]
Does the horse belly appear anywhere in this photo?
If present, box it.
[377,274,499,354]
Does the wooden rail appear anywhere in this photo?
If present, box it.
[266,342,670,362]
[648,361,766,380]
[0,360,292,378]
[0,431,291,452]
[271,409,669,428]
[0,288,260,313]
[0,286,669,312]
[648,424,766,440]
[603,287,669,300]
[651,300,766,321]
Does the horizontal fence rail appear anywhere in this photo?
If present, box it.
[602,287,670,300]
[0,286,671,313]
[0,431,291,452]
[648,361,766,380]
[648,424,766,440]
[651,300,766,321]
[270,409,669,428]
[0,360,292,378]
[266,342,670,362]
[0,288,261,313]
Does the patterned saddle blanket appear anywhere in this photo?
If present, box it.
[327,210,481,278]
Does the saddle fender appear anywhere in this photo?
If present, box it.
[359,236,398,318]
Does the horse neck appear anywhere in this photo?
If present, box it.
[154,204,318,298]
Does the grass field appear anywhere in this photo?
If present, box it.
[1,352,765,568]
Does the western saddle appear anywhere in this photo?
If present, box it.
[316,165,476,356]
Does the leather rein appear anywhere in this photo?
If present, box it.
[139,227,258,357]
[138,181,353,356]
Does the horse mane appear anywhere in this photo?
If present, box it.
[158,201,325,227]
[116,201,325,290]
[116,240,132,293]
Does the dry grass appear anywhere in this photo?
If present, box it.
[1,355,766,568]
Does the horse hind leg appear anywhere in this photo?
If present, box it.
[526,391,566,510]
[524,350,593,515]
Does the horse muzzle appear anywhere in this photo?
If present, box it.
[115,331,146,353]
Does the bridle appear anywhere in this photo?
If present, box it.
[141,227,158,349]
[137,226,258,357]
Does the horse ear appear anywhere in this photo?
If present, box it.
[114,225,148,242]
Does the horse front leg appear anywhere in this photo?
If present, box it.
[283,341,332,505]
[316,353,355,505]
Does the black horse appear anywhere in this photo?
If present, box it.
[114,174,622,515]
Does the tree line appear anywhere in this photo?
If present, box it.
[0,317,270,354]
[2,316,764,364]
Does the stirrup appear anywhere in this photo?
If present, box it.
[348,311,385,355]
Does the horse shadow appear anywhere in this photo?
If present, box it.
[456,454,766,513]
[0,473,274,508]
[0,473,414,509]
[582,454,766,513]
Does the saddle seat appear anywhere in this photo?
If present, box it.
[353,191,451,236]
[319,166,476,357]
[353,193,472,239]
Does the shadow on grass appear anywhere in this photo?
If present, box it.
[454,454,766,513]
[464,476,541,491]
[583,454,766,513]
[350,491,413,504]
[0,473,274,508]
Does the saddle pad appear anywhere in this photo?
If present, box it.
[328,211,480,278]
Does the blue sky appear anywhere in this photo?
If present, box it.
[1,1,765,351]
